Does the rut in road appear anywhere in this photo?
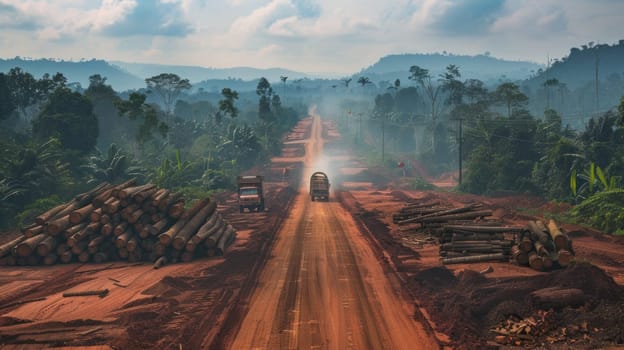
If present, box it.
[228,115,440,350]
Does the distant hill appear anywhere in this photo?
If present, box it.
[357,53,542,85]
[527,40,624,90]
[0,57,144,92]
[110,61,312,87]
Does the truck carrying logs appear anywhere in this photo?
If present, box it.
[0,181,237,268]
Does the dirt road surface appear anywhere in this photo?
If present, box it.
[228,116,440,349]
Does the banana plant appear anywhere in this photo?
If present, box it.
[571,161,621,200]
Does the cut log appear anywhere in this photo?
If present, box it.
[127,208,144,224]
[152,189,170,207]
[24,225,45,238]
[63,222,87,239]
[547,219,570,251]
[534,241,550,257]
[16,234,47,257]
[420,210,493,224]
[203,221,227,249]
[511,245,528,266]
[47,214,72,236]
[43,253,58,265]
[519,236,534,253]
[90,208,103,223]
[529,287,585,309]
[36,235,58,257]
[443,225,524,233]
[191,212,222,245]
[104,197,120,214]
[115,229,133,249]
[159,198,210,245]
[87,236,106,254]
[71,240,89,255]
[158,192,183,212]
[101,223,114,236]
[172,200,217,250]
[78,251,91,263]
[557,249,574,267]
[441,253,507,264]
[133,186,158,203]
[153,256,167,269]
[399,204,480,224]
[70,204,95,225]
[0,235,27,258]
[56,243,69,256]
[168,200,186,219]
[216,225,236,255]
[118,184,155,200]
[114,222,129,237]
[35,203,67,225]
[526,221,551,245]
[60,250,73,263]
[150,218,172,236]
[126,236,139,252]
[100,214,111,225]
[85,221,101,235]
[93,252,108,264]
[528,251,544,271]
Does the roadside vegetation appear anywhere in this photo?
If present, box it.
[0,70,304,229]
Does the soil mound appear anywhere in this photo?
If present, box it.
[412,262,624,349]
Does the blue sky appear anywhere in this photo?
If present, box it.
[0,0,622,75]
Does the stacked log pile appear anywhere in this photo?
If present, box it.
[393,201,575,269]
[439,223,523,265]
[511,219,575,271]
[0,180,237,268]
[393,202,492,227]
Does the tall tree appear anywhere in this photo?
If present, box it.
[115,92,169,147]
[280,75,288,98]
[145,73,191,116]
[0,73,15,120]
[6,67,38,120]
[32,87,98,153]
[409,65,442,152]
[493,82,528,118]
[357,76,371,90]
[218,88,239,124]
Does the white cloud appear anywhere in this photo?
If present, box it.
[0,0,623,74]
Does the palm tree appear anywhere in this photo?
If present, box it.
[280,76,288,99]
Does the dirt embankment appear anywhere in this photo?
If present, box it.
[338,185,624,350]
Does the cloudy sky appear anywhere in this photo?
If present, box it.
[0,0,622,75]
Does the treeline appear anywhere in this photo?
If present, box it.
[362,64,624,234]
[0,68,304,229]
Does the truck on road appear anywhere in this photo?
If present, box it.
[237,175,265,213]
[309,172,330,201]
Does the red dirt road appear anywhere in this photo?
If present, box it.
[228,116,440,349]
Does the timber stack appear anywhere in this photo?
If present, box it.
[393,200,576,269]
[511,219,575,271]
[0,180,237,268]
[438,223,523,265]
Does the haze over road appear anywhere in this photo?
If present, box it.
[230,115,439,349]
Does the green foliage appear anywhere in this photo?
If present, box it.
[115,92,168,147]
[15,195,64,228]
[32,87,99,153]
[145,73,191,115]
[83,143,146,184]
[0,73,16,120]
[571,189,624,234]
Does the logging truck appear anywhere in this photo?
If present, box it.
[237,175,265,213]
[309,172,330,201]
